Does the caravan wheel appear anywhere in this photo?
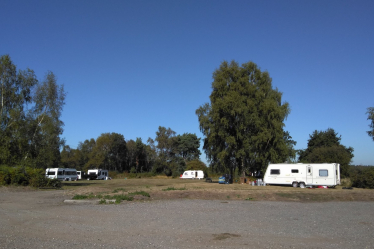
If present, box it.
[299,182,306,188]
[292,182,298,188]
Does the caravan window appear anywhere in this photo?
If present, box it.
[270,169,280,175]
[291,169,299,173]
[319,170,328,177]
[47,171,56,176]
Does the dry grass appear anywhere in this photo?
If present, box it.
[61,178,374,202]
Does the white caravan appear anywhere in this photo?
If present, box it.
[263,163,340,188]
[87,169,109,180]
[77,171,86,180]
[180,170,204,180]
[45,168,78,181]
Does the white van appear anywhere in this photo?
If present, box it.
[180,170,204,180]
[45,168,78,181]
[263,163,340,188]
[87,169,109,180]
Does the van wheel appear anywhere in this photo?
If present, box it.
[299,182,306,188]
[292,182,298,188]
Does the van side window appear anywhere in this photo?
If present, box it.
[270,169,280,175]
[319,170,328,177]
[291,169,298,173]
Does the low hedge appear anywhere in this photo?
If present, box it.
[0,166,61,188]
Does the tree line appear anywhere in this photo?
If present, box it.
[1,55,373,184]
[60,127,202,177]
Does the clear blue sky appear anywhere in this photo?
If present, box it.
[1,0,373,165]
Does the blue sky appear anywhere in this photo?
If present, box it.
[1,0,373,165]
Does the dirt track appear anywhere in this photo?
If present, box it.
[1,188,374,249]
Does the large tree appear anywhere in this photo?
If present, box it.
[87,133,127,171]
[177,133,201,162]
[367,107,374,141]
[0,55,65,168]
[298,128,354,177]
[196,60,294,176]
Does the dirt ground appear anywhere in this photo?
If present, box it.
[1,183,374,249]
[61,178,374,202]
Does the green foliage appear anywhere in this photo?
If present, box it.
[196,60,294,176]
[162,186,186,191]
[0,165,61,188]
[298,128,354,177]
[128,191,150,197]
[367,107,374,141]
[87,133,127,171]
[0,55,65,168]
[177,133,201,161]
[349,166,374,189]
[186,159,208,177]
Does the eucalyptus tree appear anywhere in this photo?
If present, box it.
[196,60,294,176]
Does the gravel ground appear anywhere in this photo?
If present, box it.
[0,189,373,249]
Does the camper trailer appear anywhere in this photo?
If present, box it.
[180,170,204,180]
[87,169,109,180]
[76,171,87,180]
[263,163,340,188]
[45,168,78,181]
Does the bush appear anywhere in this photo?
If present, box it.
[349,166,374,189]
[0,166,61,188]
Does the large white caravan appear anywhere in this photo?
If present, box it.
[180,170,204,180]
[45,168,78,181]
[263,163,340,188]
[87,169,109,180]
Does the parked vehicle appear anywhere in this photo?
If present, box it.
[180,170,204,180]
[87,169,109,180]
[218,174,232,184]
[76,171,87,180]
[45,168,78,181]
[263,163,341,188]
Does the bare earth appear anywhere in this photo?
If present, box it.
[1,179,374,248]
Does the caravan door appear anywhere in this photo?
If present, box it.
[306,165,313,184]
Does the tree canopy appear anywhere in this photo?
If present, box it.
[196,60,295,176]
[298,128,354,177]
[367,107,374,141]
[0,54,65,168]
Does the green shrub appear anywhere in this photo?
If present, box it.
[349,166,374,189]
[128,191,150,197]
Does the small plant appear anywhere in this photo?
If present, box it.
[226,195,230,199]
[98,199,106,204]
[245,197,254,201]
[112,188,126,193]
[128,191,150,197]
[72,194,89,200]
[162,186,187,191]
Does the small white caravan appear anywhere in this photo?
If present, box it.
[45,168,78,181]
[180,170,204,180]
[263,163,340,188]
[77,171,86,180]
[87,169,109,180]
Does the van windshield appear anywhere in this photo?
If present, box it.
[47,171,56,175]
